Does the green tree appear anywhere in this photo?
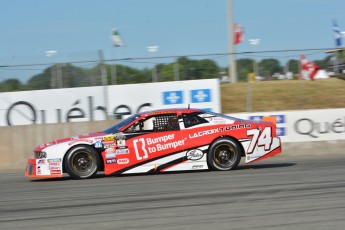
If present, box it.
[0,79,23,92]
[260,59,283,77]
[287,59,299,74]
[237,58,253,82]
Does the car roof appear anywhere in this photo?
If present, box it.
[138,108,203,117]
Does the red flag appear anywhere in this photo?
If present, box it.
[234,23,244,45]
[300,54,320,80]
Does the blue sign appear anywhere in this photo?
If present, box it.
[249,115,263,122]
[276,127,286,137]
[163,91,183,105]
[248,114,286,137]
[272,115,285,124]
[190,89,211,103]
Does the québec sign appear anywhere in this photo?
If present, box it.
[0,79,220,126]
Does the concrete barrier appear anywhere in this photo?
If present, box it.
[0,120,116,171]
[1,120,344,172]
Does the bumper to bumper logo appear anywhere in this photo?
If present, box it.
[163,91,183,105]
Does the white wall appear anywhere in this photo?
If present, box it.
[230,108,345,142]
[0,79,220,126]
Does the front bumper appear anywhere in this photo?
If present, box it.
[25,158,64,179]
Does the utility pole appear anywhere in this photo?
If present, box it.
[227,0,237,83]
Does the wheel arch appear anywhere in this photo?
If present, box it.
[62,144,104,173]
[210,135,245,157]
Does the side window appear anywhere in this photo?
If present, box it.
[123,114,180,133]
[153,114,180,132]
[183,112,209,128]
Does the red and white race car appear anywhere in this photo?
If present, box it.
[25,108,282,179]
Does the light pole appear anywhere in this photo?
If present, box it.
[147,46,159,82]
[249,39,261,78]
[341,31,345,60]
[45,50,58,88]
[227,0,237,83]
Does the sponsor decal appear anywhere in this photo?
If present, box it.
[192,165,204,169]
[49,162,60,166]
[94,141,102,148]
[49,166,61,170]
[219,124,251,131]
[115,149,130,155]
[146,134,175,145]
[68,139,93,146]
[117,158,129,164]
[37,166,41,174]
[186,149,204,161]
[117,139,126,147]
[105,148,116,153]
[104,144,115,149]
[103,135,115,141]
[37,159,46,164]
[106,159,117,164]
[48,158,62,163]
[103,140,116,149]
[190,89,211,103]
[294,117,345,139]
[189,128,219,139]
[133,134,185,161]
[105,152,116,159]
[163,91,183,105]
[50,170,62,174]
[102,140,115,145]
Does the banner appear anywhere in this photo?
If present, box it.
[230,108,345,142]
[0,79,220,126]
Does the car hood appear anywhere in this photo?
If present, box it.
[34,131,107,152]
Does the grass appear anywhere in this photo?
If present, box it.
[220,78,345,113]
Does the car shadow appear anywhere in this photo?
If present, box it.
[30,162,296,182]
[236,162,296,171]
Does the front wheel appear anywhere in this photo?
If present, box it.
[207,138,242,171]
[64,145,100,179]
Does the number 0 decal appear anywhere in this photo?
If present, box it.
[246,127,273,154]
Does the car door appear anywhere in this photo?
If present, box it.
[118,113,186,174]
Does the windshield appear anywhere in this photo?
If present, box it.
[103,114,139,134]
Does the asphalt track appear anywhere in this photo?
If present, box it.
[1,154,345,230]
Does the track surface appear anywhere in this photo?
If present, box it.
[1,155,345,230]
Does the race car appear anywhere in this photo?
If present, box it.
[25,108,282,179]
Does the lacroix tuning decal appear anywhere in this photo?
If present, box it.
[189,124,251,139]
[133,134,185,161]
[189,129,220,139]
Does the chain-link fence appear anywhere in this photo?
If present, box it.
[0,48,340,93]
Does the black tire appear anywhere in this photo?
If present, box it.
[207,138,242,171]
[64,145,100,179]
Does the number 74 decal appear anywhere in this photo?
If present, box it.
[246,127,273,154]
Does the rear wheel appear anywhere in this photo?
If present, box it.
[207,138,242,171]
[64,145,100,179]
